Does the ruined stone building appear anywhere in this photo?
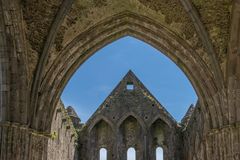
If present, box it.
[47,102,78,160]
[79,71,182,160]
[0,0,240,160]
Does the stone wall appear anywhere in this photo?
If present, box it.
[0,123,49,160]
[78,71,182,160]
[47,101,78,160]
[0,0,239,159]
[182,102,240,160]
[0,101,79,160]
[182,103,206,160]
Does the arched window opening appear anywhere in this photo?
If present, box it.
[99,148,107,160]
[127,147,136,160]
[156,147,163,160]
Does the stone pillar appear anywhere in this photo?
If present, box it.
[0,0,29,124]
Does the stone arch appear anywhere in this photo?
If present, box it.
[118,115,145,160]
[150,118,170,160]
[89,119,114,149]
[86,119,114,160]
[33,11,225,132]
[88,116,114,133]
[149,115,176,129]
[0,1,238,160]
[117,112,146,132]
[119,115,144,143]
[150,119,168,147]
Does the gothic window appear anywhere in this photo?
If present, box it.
[99,148,107,160]
[127,147,136,160]
[156,147,163,160]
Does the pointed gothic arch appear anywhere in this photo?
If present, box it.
[118,115,145,149]
[117,112,146,132]
[88,116,114,133]
[31,11,224,134]
[149,119,170,160]
[0,1,238,160]
[149,115,175,129]
[89,119,114,148]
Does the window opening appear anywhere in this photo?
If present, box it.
[127,147,136,160]
[156,147,163,160]
[99,148,107,160]
[127,82,134,90]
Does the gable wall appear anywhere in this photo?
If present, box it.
[78,74,182,160]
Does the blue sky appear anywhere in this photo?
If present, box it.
[61,36,198,123]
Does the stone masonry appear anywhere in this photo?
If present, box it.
[0,0,239,159]
[78,71,183,160]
